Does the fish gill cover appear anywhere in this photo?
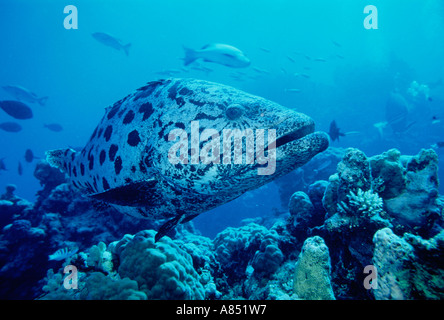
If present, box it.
[0,0,443,304]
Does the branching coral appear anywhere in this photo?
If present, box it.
[338,188,384,218]
[332,188,390,231]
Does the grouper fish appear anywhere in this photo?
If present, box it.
[46,78,329,240]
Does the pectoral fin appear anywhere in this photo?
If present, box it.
[155,212,202,242]
[89,179,161,207]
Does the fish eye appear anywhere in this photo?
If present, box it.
[226,104,243,120]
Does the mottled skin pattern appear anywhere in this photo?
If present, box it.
[47,78,329,240]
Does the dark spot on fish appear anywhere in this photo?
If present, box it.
[168,82,179,100]
[104,125,113,142]
[97,127,104,138]
[114,156,123,175]
[72,166,77,177]
[139,102,154,121]
[89,126,98,142]
[175,96,186,108]
[133,80,164,101]
[80,163,85,176]
[158,121,173,139]
[125,177,133,184]
[107,103,121,120]
[189,99,205,107]
[131,165,136,173]
[139,160,147,174]
[99,150,106,165]
[200,87,209,94]
[195,112,219,120]
[175,163,183,170]
[123,110,135,124]
[175,122,185,129]
[71,153,75,161]
[143,155,152,168]
[102,177,110,190]
[109,144,118,161]
[179,87,193,96]
[127,130,141,146]
[89,155,94,170]
[72,180,79,188]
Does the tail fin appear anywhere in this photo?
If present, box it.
[182,46,198,66]
[45,148,76,174]
[38,96,49,106]
[123,43,131,56]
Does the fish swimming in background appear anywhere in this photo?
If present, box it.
[0,100,33,119]
[385,92,408,133]
[284,88,301,93]
[432,116,440,125]
[0,158,6,172]
[46,78,328,240]
[332,40,342,47]
[0,122,22,132]
[48,247,78,261]
[2,85,48,106]
[18,161,23,176]
[328,120,346,142]
[432,142,444,149]
[24,149,38,163]
[44,123,63,132]
[183,43,251,68]
[259,47,271,53]
[92,32,131,56]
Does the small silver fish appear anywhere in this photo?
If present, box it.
[285,89,301,93]
[44,123,63,132]
[2,85,48,106]
[92,32,131,56]
[183,43,250,68]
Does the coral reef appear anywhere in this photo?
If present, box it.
[293,236,335,300]
[372,228,444,299]
[0,147,443,300]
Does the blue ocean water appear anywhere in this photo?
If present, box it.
[0,0,443,300]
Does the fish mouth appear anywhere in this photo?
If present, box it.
[275,122,315,148]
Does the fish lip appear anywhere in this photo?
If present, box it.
[275,122,315,148]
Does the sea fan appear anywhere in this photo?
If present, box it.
[48,247,78,261]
